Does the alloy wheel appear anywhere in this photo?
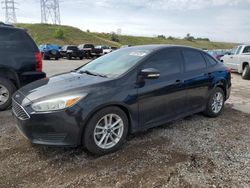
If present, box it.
[94,113,124,149]
[211,92,224,114]
[0,84,9,105]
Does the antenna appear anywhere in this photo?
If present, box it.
[2,0,17,24]
[40,0,61,25]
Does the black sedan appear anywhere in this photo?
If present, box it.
[12,45,231,155]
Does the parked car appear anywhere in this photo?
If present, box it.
[111,46,118,51]
[95,45,113,55]
[0,23,46,110]
[207,50,225,61]
[120,45,132,48]
[39,44,61,60]
[221,45,250,80]
[78,44,103,58]
[12,45,231,155]
[60,45,84,60]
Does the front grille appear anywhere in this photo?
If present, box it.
[12,100,30,120]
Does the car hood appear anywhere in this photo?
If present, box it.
[19,72,110,102]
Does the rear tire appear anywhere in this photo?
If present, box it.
[242,64,250,80]
[203,87,225,118]
[0,77,16,111]
[83,107,129,155]
[67,54,72,60]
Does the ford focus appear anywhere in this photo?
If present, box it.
[12,45,231,155]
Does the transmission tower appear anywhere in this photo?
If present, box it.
[2,0,17,23]
[41,0,61,25]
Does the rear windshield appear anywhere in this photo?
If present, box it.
[84,44,94,48]
[0,28,37,52]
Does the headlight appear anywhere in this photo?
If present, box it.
[31,95,87,112]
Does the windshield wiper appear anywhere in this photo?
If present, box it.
[79,70,108,78]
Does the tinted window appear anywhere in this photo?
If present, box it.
[0,28,35,52]
[243,46,250,53]
[204,54,217,66]
[182,49,206,71]
[84,44,94,48]
[67,46,78,50]
[144,49,182,76]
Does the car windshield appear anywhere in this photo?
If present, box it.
[231,46,238,55]
[78,48,152,78]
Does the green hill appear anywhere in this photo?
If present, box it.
[15,23,236,49]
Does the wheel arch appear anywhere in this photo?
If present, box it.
[214,79,227,98]
[0,67,20,88]
[242,62,249,70]
[78,102,133,145]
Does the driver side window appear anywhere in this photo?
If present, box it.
[143,49,182,76]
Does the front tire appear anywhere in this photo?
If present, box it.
[0,77,16,111]
[83,107,129,155]
[242,64,250,80]
[203,87,225,117]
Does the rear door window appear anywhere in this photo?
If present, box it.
[182,49,207,72]
[0,28,36,52]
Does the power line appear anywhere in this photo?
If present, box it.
[2,0,17,23]
[40,0,61,25]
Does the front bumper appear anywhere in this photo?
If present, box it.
[12,98,82,147]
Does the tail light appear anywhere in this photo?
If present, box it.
[226,67,231,73]
[35,52,43,72]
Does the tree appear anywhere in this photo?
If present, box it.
[167,36,175,40]
[157,35,166,39]
[111,32,119,42]
[184,33,195,41]
[196,37,210,42]
[54,29,64,39]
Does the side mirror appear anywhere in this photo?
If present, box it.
[140,68,160,79]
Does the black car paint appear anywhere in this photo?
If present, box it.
[0,26,46,88]
[13,45,231,146]
[60,46,84,59]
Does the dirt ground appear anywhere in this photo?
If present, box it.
[0,60,249,188]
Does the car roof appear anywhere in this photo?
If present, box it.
[127,44,203,52]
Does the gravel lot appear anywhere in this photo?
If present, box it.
[0,59,250,187]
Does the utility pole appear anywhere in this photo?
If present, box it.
[2,0,17,24]
[40,0,61,25]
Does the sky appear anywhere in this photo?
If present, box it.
[1,0,250,43]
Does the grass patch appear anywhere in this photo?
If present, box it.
[15,23,236,49]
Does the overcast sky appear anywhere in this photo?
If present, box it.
[1,0,250,43]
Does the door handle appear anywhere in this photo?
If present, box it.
[205,73,213,78]
[175,80,183,84]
